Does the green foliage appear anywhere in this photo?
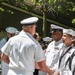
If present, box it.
[73,7,75,11]
[7,10,14,14]
[72,19,75,25]
[0,0,75,33]
[34,0,55,13]
[28,0,75,36]
[0,7,4,11]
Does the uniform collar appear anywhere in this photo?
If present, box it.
[18,30,32,39]
[63,44,73,52]
[18,30,38,45]
[55,39,62,46]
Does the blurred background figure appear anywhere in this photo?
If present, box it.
[43,37,52,50]
[39,37,52,50]
[33,32,40,42]
[5,27,18,40]
[33,32,40,75]
[15,30,20,35]
[0,27,17,75]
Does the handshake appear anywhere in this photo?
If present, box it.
[47,68,60,75]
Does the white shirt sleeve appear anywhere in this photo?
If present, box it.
[34,43,45,62]
[1,39,11,56]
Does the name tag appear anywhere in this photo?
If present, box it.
[54,47,59,50]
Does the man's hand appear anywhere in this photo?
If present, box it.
[55,72,60,75]
[48,68,54,75]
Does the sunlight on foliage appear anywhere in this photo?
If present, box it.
[7,10,14,14]
[73,7,75,11]
[0,7,4,11]
[72,19,75,25]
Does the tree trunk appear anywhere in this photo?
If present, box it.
[42,11,46,37]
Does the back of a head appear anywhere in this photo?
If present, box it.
[20,17,39,35]
[33,32,40,41]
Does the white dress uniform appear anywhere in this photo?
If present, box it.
[55,45,75,75]
[0,38,9,75]
[1,30,45,75]
[45,24,64,67]
[64,46,75,75]
[38,39,63,75]
[53,29,75,75]
[39,24,64,75]
[45,39,63,68]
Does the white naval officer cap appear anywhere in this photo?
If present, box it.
[63,29,73,36]
[6,27,17,34]
[20,17,39,26]
[43,37,52,42]
[50,24,63,33]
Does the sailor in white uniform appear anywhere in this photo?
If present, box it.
[39,24,64,75]
[0,27,17,75]
[1,17,53,75]
[64,31,75,75]
[46,24,64,67]
[53,29,75,75]
[43,37,52,50]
